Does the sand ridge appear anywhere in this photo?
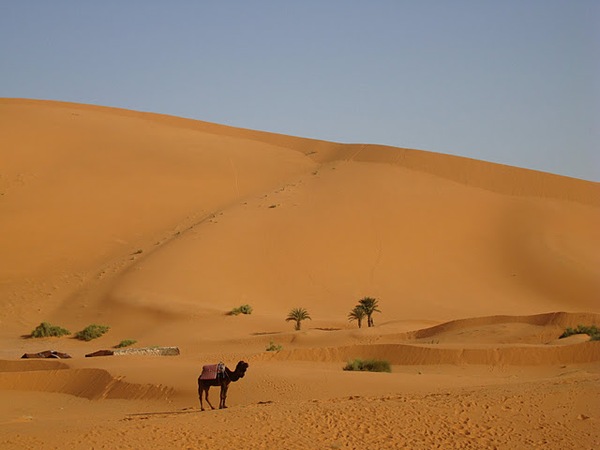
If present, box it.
[1,98,599,449]
[0,367,173,401]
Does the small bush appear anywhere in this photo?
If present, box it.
[266,341,283,352]
[75,324,110,341]
[559,325,600,341]
[30,322,70,338]
[230,304,253,315]
[114,339,137,348]
[343,358,391,373]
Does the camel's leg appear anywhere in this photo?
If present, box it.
[204,387,215,410]
[219,385,229,409]
[198,382,205,411]
[198,381,215,411]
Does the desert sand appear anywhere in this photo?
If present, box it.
[0,98,599,449]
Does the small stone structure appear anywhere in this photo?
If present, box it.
[86,347,180,357]
[114,347,180,356]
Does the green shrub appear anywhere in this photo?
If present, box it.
[30,322,70,338]
[559,325,600,341]
[343,358,391,373]
[114,339,137,348]
[75,324,110,341]
[266,341,283,352]
[230,304,253,315]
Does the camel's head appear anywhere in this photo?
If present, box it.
[236,360,249,378]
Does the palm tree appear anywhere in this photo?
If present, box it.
[286,307,311,331]
[348,305,366,328]
[358,297,381,327]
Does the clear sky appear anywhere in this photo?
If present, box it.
[1,1,598,181]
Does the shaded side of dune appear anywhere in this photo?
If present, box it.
[0,368,173,400]
[266,341,600,366]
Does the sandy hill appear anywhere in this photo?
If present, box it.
[1,98,598,334]
[1,98,599,449]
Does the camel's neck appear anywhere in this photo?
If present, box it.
[225,368,242,382]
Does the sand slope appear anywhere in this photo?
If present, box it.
[1,99,598,330]
[1,98,599,449]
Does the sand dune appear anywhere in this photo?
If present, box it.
[0,366,173,400]
[259,312,600,366]
[2,99,598,328]
[410,311,600,341]
[268,341,600,366]
[1,98,599,448]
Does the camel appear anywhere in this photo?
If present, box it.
[197,360,249,411]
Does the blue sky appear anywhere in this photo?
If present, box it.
[1,1,598,181]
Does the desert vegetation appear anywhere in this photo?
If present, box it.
[347,305,367,328]
[30,322,70,338]
[359,297,381,327]
[347,297,381,328]
[560,325,600,341]
[114,339,137,348]
[266,341,283,352]
[343,358,391,372]
[75,324,110,341]
[286,307,311,330]
[229,304,253,315]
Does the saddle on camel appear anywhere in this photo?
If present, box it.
[199,362,226,381]
[197,360,249,411]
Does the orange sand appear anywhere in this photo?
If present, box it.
[1,99,599,449]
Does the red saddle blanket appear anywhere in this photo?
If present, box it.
[200,363,225,380]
